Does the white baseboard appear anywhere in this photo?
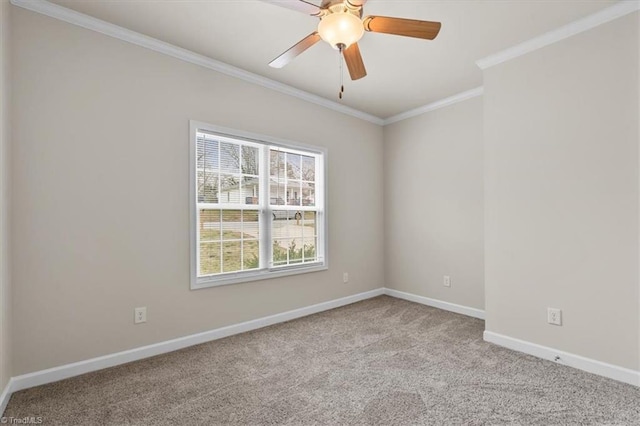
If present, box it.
[384,288,485,320]
[0,378,14,417]
[7,288,385,398]
[484,331,640,387]
[4,288,635,415]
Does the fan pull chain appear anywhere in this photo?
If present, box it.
[338,45,344,100]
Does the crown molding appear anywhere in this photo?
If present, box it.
[10,0,385,126]
[382,87,484,125]
[476,1,640,70]
[17,0,635,128]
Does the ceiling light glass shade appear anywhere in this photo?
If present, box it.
[317,12,364,49]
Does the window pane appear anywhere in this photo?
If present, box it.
[242,176,259,205]
[222,210,241,240]
[197,137,219,170]
[287,181,302,206]
[290,215,304,244]
[289,239,303,264]
[270,179,286,206]
[220,174,240,204]
[301,155,315,181]
[242,146,259,175]
[242,210,259,238]
[243,240,259,270]
[220,141,240,172]
[302,211,317,235]
[303,237,317,262]
[199,209,221,242]
[270,150,284,178]
[302,183,315,207]
[222,241,241,273]
[272,239,289,266]
[198,171,218,203]
[271,211,288,238]
[287,153,301,179]
[200,242,221,275]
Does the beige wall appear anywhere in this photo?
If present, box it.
[10,8,384,375]
[484,12,639,370]
[0,0,12,391]
[384,97,484,310]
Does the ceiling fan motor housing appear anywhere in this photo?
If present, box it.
[317,3,365,49]
[320,0,363,15]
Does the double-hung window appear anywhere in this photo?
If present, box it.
[190,122,327,289]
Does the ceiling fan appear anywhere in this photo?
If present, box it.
[265,0,442,81]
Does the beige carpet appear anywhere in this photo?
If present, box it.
[5,296,639,425]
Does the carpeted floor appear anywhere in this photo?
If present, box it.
[5,295,639,425]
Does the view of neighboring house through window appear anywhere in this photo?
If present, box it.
[191,124,326,288]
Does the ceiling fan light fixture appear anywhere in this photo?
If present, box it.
[317,11,364,50]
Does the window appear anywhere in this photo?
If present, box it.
[190,122,327,289]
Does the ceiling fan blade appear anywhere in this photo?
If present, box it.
[343,43,366,80]
[363,16,441,40]
[261,0,321,16]
[269,32,322,68]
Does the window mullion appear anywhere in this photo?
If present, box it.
[260,145,270,270]
[316,154,325,262]
[284,152,288,208]
[196,205,201,277]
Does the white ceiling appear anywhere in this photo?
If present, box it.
[48,0,617,119]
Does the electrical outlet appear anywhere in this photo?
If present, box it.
[443,275,451,287]
[134,307,147,324]
[547,308,562,326]
[343,272,349,283]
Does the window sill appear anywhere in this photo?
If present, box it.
[191,263,328,290]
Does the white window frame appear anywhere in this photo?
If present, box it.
[189,121,328,290]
